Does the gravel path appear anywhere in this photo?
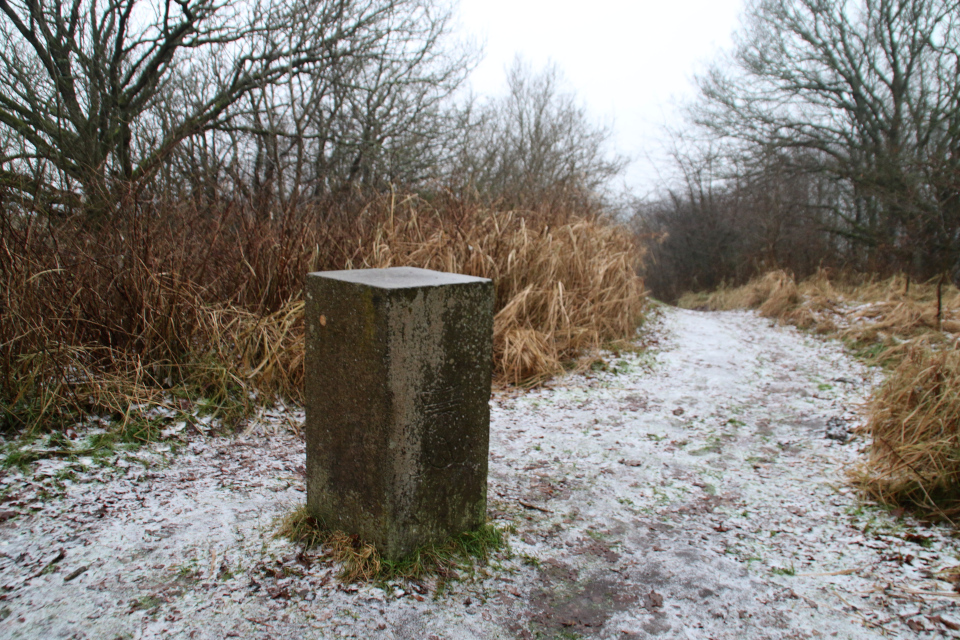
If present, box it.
[1,306,958,639]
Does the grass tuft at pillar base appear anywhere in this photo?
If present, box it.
[275,505,507,584]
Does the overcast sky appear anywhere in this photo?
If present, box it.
[455,0,746,197]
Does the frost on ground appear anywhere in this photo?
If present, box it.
[1,307,959,639]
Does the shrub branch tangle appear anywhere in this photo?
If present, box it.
[450,59,627,211]
[0,0,469,215]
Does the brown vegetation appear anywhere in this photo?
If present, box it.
[858,346,960,519]
[0,194,646,434]
[678,270,960,353]
[367,202,646,385]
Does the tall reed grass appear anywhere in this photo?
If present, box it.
[365,199,646,384]
[1,193,646,434]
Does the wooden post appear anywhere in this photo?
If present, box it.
[937,272,945,332]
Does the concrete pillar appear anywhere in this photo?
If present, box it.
[304,267,494,560]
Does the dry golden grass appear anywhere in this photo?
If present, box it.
[212,202,647,398]
[365,204,647,385]
[1,193,647,433]
[854,345,960,519]
[677,270,800,315]
[679,269,960,519]
[208,202,647,397]
[274,507,382,582]
[678,270,960,353]
[203,301,307,403]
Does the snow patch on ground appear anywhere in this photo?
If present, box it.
[1,307,959,639]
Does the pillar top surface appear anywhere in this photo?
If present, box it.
[308,266,489,290]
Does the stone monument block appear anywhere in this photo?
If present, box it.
[304,266,494,560]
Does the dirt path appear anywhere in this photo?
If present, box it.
[1,307,959,639]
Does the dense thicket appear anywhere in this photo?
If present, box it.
[0,0,636,432]
[0,193,646,433]
[637,0,960,301]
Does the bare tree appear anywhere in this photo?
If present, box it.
[0,0,419,216]
[148,0,473,213]
[451,59,627,209]
[635,129,853,301]
[692,0,960,276]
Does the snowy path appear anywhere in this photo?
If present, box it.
[1,307,959,639]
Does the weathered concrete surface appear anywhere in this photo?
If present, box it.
[304,267,494,559]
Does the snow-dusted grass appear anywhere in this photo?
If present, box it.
[1,307,959,639]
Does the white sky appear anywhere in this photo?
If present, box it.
[455,0,745,197]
